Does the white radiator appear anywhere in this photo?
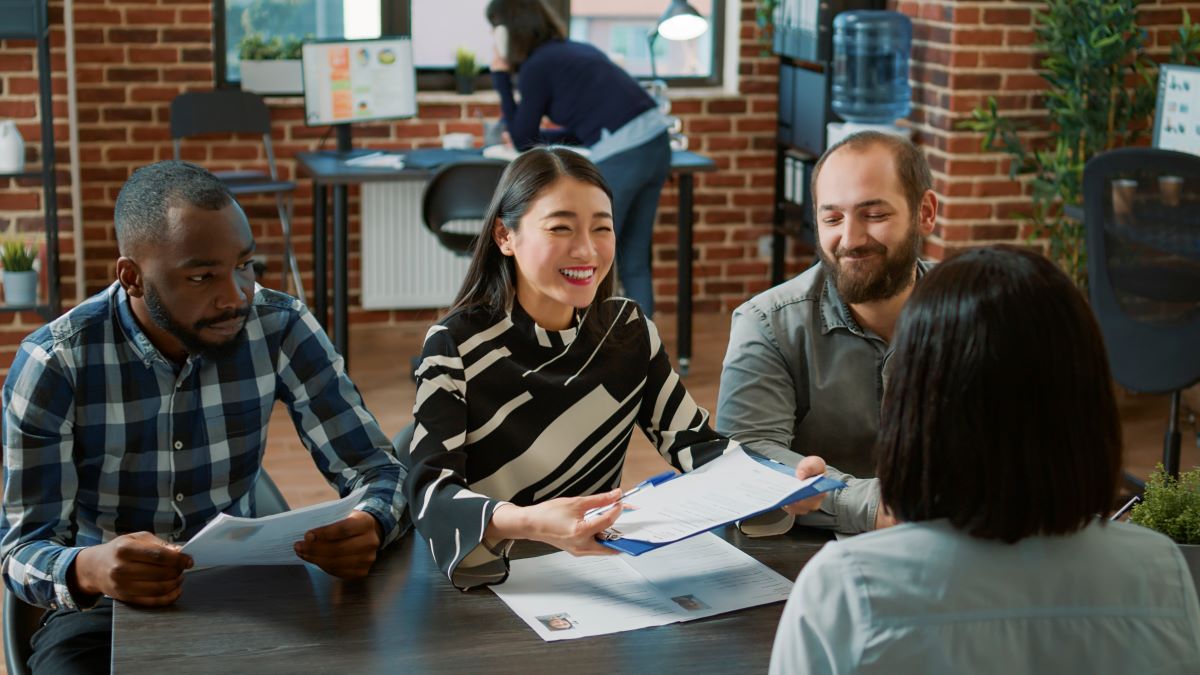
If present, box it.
[361,180,476,309]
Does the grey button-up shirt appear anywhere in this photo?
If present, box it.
[717,260,933,533]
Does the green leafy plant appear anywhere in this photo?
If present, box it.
[0,240,36,273]
[960,2,1200,289]
[455,47,479,79]
[755,0,779,45]
[238,33,305,61]
[1130,465,1200,545]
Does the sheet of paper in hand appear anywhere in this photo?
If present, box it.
[181,486,367,569]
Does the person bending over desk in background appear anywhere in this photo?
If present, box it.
[770,246,1200,675]
[403,147,827,590]
[486,0,672,317]
[1,161,407,674]
[718,131,937,536]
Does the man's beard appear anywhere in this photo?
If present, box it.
[819,217,922,304]
[144,283,249,361]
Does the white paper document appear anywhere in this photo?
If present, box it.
[490,533,794,641]
[605,448,826,544]
[181,486,367,569]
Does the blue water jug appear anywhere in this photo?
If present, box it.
[831,11,913,124]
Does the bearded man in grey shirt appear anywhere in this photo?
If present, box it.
[718,131,938,534]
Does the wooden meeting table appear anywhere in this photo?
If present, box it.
[111,525,831,673]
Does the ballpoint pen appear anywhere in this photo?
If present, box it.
[584,470,678,520]
[1110,495,1141,521]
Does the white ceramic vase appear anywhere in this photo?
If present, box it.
[0,120,25,174]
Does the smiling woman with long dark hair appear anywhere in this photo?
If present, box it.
[770,246,1200,674]
[403,147,825,590]
[484,0,672,317]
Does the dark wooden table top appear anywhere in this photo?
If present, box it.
[112,526,832,674]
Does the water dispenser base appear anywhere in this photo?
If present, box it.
[825,121,912,148]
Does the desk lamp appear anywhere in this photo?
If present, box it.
[645,1,709,149]
[647,0,709,83]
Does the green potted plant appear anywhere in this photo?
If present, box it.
[455,47,480,95]
[961,2,1200,289]
[1,238,38,306]
[1129,465,1200,596]
[238,33,305,95]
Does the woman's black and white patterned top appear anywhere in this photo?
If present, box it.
[405,297,733,589]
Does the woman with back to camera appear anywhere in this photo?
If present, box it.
[404,147,827,589]
[485,0,671,317]
[770,246,1200,674]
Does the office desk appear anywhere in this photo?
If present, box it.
[296,150,716,374]
[111,525,828,673]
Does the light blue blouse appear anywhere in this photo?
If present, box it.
[770,519,1200,674]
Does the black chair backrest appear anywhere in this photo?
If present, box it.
[170,90,272,139]
[254,470,290,516]
[4,590,38,675]
[421,161,508,255]
[1082,147,1200,393]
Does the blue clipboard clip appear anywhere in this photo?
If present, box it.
[585,470,678,522]
[596,454,846,555]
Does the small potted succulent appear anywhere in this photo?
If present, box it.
[238,33,305,95]
[1130,465,1200,596]
[455,47,480,95]
[1,239,38,306]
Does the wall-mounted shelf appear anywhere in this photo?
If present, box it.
[0,0,62,320]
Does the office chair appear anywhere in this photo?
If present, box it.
[422,160,508,255]
[2,471,290,675]
[169,90,306,304]
[409,161,507,380]
[1083,147,1200,482]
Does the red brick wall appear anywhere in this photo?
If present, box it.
[0,0,784,368]
[895,0,1197,259]
[1,0,1195,368]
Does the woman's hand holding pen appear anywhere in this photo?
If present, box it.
[487,490,624,556]
[782,456,830,517]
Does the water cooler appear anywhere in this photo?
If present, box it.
[826,10,914,146]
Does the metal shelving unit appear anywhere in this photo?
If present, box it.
[1,0,62,319]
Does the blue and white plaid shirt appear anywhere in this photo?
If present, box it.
[1,282,406,610]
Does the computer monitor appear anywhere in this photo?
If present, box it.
[1153,63,1200,157]
[302,36,417,152]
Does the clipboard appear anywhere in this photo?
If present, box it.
[599,452,844,556]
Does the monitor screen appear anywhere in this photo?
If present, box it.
[302,37,417,127]
[1153,63,1200,156]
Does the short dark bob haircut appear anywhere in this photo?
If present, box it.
[876,245,1121,542]
[485,0,567,70]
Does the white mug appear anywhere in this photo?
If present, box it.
[442,132,474,150]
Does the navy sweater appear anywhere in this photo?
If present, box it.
[491,39,655,150]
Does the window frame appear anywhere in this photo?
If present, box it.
[213,0,724,91]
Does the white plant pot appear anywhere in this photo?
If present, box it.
[239,60,303,95]
[1181,543,1200,599]
[2,270,38,306]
